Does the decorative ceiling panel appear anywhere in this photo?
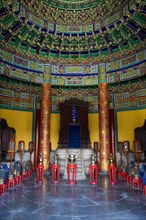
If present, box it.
[0,0,145,64]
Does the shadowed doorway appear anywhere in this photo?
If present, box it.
[58,98,91,149]
[69,125,81,148]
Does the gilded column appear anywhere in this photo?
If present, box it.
[98,63,110,172]
[39,65,51,170]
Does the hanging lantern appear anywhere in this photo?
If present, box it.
[89,155,98,185]
[51,154,60,184]
[18,141,25,164]
[28,141,34,153]
[28,141,34,169]
[123,141,130,152]
[8,139,15,151]
[108,153,117,184]
[133,138,142,169]
[36,153,44,184]
[123,141,130,166]
[18,141,25,152]
[8,139,16,168]
[67,154,77,185]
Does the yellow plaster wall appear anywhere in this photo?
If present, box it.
[50,113,60,150]
[117,109,146,150]
[88,113,99,148]
[2,108,145,152]
[0,108,33,150]
[0,109,60,151]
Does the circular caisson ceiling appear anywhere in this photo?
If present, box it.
[0,0,146,64]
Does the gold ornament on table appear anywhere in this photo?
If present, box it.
[54,154,58,164]
[8,172,14,180]
[109,153,114,164]
[13,169,17,177]
[91,153,96,165]
[66,152,80,164]
[68,154,76,164]
[39,152,43,164]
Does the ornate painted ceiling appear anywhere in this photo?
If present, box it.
[0,0,146,112]
[0,0,146,63]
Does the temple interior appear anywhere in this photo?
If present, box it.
[0,0,146,219]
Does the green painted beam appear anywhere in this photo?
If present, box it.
[118,42,125,51]
[80,52,89,58]
[18,26,30,38]
[111,30,120,42]
[20,41,30,51]
[39,51,48,56]
[91,51,99,57]
[60,53,69,59]
[1,14,15,26]
[0,0,4,8]
[128,36,135,47]
[119,25,130,38]
[50,52,59,58]
[133,12,146,26]
[27,30,37,42]
[8,36,21,47]
[101,48,109,56]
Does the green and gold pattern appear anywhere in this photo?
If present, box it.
[0,0,145,112]
[0,0,145,62]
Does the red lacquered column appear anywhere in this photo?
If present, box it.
[109,108,116,166]
[34,109,41,168]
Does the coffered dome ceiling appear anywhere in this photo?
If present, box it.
[0,0,146,112]
[0,0,146,63]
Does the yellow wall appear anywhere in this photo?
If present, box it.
[0,108,33,150]
[50,113,60,150]
[88,113,99,148]
[1,108,145,152]
[0,109,61,151]
[117,109,146,150]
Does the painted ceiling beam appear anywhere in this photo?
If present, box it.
[133,12,146,26]
[1,14,15,27]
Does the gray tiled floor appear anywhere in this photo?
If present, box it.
[0,172,146,220]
